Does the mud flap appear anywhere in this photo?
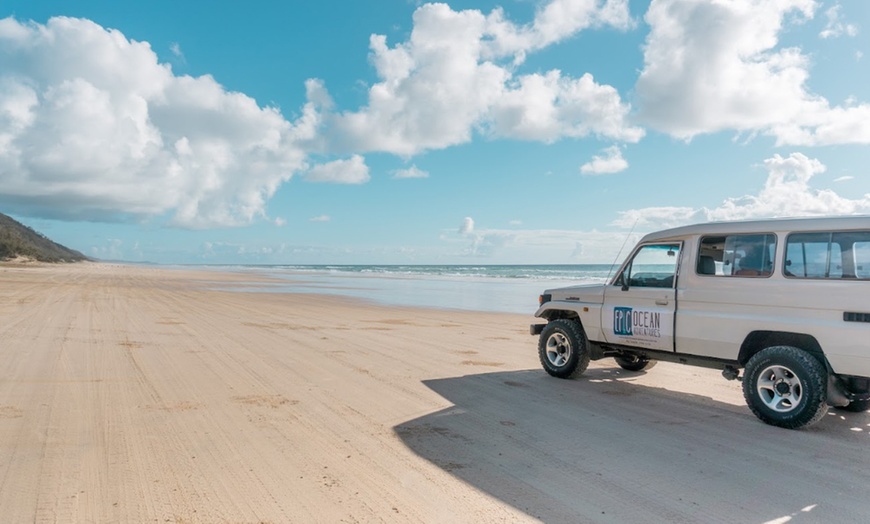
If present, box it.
[827,375,851,407]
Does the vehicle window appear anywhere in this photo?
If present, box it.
[786,231,870,279]
[856,241,870,278]
[618,243,680,288]
[697,234,775,277]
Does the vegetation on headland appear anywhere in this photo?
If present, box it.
[0,212,90,263]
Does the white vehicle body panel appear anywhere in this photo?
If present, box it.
[602,286,675,351]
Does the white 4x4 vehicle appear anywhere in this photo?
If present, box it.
[531,217,870,429]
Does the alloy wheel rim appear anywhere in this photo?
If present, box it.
[756,364,803,413]
[546,333,571,367]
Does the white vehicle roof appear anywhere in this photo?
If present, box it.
[639,216,870,243]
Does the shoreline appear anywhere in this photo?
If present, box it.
[2,259,604,315]
[186,263,588,315]
[171,261,555,315]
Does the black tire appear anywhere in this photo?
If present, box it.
[614,355,658,372]
[742,346,828,429]
[538,319,590,379]
[837,398,870,413]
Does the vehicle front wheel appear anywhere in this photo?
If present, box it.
[742,346,828,429]
[614,354,657,372]
[538,319,590,379]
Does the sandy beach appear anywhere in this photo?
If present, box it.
[1,263,869,523]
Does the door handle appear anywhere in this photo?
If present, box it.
[655,298,668,306]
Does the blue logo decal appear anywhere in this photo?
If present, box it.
[614,307,633,336]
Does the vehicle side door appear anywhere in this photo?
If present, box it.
[602,242,682,351]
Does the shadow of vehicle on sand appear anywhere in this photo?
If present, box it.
[395,368,870,523]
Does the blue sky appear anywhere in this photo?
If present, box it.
[1,0,868,264]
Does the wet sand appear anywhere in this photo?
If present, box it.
[1,263,868,522]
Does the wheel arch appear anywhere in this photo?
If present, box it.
[737,331,829,369]
[539,308,582,324]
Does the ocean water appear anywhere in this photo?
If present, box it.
[210,264,616,315]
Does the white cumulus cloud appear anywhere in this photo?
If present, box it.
[483,0,634,58]
[613,152,870,229]
[460,216,475,234]
[393,165,429,179]
[580,145,628,175]
[635,0,870,146]
[169,42,184,60]
[317,1,642,156]
[0,16,312,228]
[446,224,642,263]
[304,155,370,184]
[819,4,858,39]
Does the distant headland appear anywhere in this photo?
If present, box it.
[0,212,89,263]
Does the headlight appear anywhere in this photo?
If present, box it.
[539,293,551,305]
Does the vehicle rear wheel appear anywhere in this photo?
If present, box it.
[538,319,590,379]
[837,398,870,413]
[742,346,828,429]
[614,355,657,372]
